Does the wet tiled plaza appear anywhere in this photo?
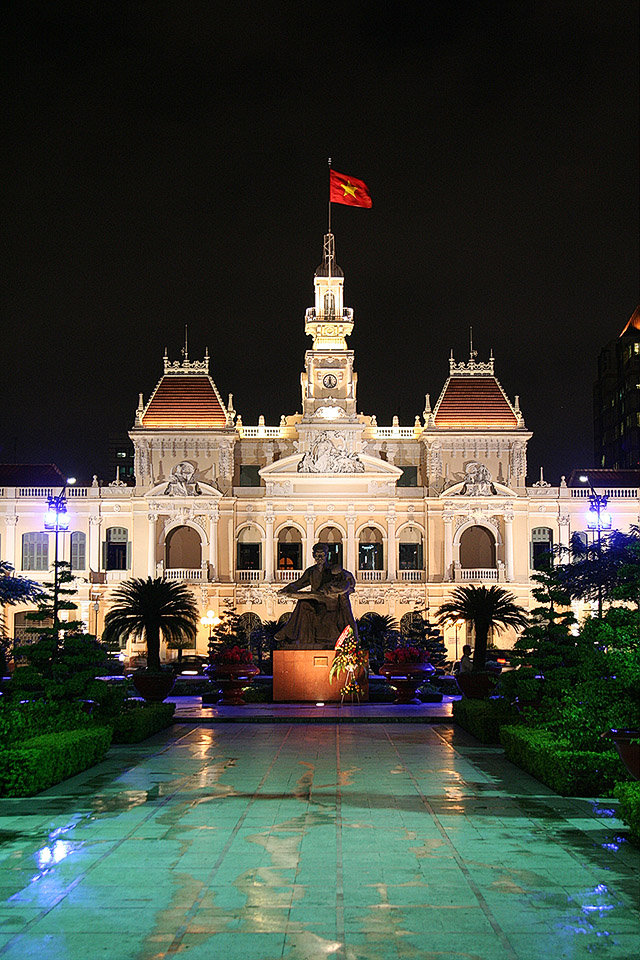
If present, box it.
[0,722,638,959]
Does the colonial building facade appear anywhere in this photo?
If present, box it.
[3,237,638,659]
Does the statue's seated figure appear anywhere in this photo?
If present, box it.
[275,543,358,649]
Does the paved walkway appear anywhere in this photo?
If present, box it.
[169,695,455,723]
[0,723,638,959]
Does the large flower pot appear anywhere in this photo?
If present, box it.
[379,663,436,704]
[456,673,497,700]
[131,670,175,703]
[207,664,260,705]
[607,729,640,780]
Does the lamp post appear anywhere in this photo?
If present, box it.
[43,479,75,646]
[200,609,222,655]
[579,474,612,618]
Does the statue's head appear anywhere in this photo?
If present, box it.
[312,543,330,564]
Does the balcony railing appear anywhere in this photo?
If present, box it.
[457,567,498,582]
[165,567,204,581]
[399,570,424,582]
[237,570,263,582]
[358,570,385,582]
[275,570,303,582]
[570,487,638,499]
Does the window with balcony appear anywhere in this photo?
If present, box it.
[103,526,131,571]
[237,526,262,572]
[277,526,302,570]
[530,526,553,570]
[358,526,383,571]
[317,526,343,567]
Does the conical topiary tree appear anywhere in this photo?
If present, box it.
[103,577,198,672]
[436,585,528,671]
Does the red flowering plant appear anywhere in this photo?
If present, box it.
[384,645,429,664]
[329,626,368,697]
[211,644,254,666]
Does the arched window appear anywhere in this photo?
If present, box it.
[530,527,554,570]
[358,526,383,571]
[459,526,496,569]
[398,527,423,570]
[103,526,131,571]
[70,532,86,571]
[237,526,262,570]
[317,526,342,566]
[166,525,201,569]
[324,291,335,316]
[277,526,302,570]
[22,532,48,571]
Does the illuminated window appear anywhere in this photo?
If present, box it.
[277,526,302,570]
[22,532,48,571]
[398,527,423,570]
[70,532,86,571]
[103,526,130,570]
[358,526,383,570]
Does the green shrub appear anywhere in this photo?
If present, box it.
[110,703,175,743]
[614,782,640,843]
[0,700,92,745]
[453,698,517,743]
[241,681,273,703]
[0,727,112,797]
[500,725,628,796]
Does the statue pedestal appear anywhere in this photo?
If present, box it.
[273,649,369,702]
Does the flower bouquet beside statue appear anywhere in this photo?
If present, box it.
[329,626,369,700]
[210,644,254,665]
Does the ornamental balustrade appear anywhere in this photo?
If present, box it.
[358,570,385,582]
[164,567,204,582]
[456,567,499,582]
[237,570,263,582]
[399,569,423,582]
[275,569,303,582]
[570,487,638,499]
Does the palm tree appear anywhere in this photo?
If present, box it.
[357,613,399,669]
[436,585,528,671]
[103,577,198,672]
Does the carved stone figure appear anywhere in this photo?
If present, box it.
[459,462,496,496]
[275,543,358,649]
[297,432,365,474]
[164,461,202,497]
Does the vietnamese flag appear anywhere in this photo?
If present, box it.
[330,169,372,208]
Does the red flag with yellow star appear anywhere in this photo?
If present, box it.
[329,169,372,208]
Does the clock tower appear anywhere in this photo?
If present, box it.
[300,233,358,420]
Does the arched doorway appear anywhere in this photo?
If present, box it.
[459,526,496,569]
[165,525,202,570]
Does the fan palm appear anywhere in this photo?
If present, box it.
[436,585,528,671]
[102,577,198,672]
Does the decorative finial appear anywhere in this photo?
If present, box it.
[424,393,431,415]
[181,324,189,362]
[514,395,521,413]
[227,393,235,417]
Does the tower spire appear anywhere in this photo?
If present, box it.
[182,324,189,362]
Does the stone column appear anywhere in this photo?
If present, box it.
[305,514,315,568]
[443,513,454,581]
[386,515,397,581]
[265,509,274,582]
[346,516,356,575]
[147,514,158,573]
[4,515,18,567]
[208,506,219,580]
[89,516,102,572]
[504,512,514,582]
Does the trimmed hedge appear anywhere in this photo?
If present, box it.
[614,782,640,843]
[110,702,175,743]
[453,698,517,744]
[0,727,112,797]
[0,700,91,745]
[500,725,628,796]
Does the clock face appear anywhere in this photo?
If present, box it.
[322,373,338,389]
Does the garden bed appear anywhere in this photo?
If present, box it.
[0,726,112,797]
[110,702,176,743]
[453,697,517,743]
[500,724,628,796]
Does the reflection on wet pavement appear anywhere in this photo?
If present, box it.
[0,722,638,959]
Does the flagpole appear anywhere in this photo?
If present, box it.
[327,157,332,279]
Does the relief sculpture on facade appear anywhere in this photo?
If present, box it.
[297,432,365,474]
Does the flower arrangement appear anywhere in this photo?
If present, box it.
[329,626,368,698]
[211,644,254,665]
[384,645,428,664]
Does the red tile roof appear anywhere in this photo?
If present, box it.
[141,376,227,429]
[619,304,640,337]
[433,377,518,428]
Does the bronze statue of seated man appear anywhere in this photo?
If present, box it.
[275,542,358,649]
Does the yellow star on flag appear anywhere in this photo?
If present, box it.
[341,180,358,199]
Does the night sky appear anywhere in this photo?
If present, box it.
[2,1,638,485]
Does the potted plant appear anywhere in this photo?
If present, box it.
[207,644,260,705]
[379,645,435,704]
[103,577,198,703]
[605,729,640,780]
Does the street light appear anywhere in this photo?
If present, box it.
[200,609,222,647]
[43,478,75,645]
[579,474,612,618]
